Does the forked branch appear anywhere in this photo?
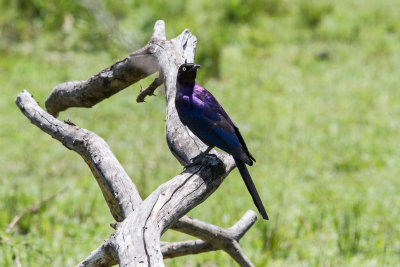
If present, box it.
[16,20,260,266]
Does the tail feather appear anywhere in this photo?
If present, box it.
[234,158,269,220]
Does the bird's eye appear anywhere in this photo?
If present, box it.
[182,67,186,71]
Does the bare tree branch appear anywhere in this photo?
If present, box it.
[17,92,141,222]
[136,76,164,103]
[16,20,261,266]
[172,210,257,267]
[161,240,214,259]
[17,91,254,266]
[79,211,257,266]
[45,45,158,118]
[148,20,167,43]
[163,210,258,263]
[76,239,117,267]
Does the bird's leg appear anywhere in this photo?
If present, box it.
[184,146,214,169]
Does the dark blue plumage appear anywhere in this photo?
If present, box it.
[175,63,268,220]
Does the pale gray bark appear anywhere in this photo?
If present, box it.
[16,20,261,266]
[17,91,141,222]
[45,47,158,117]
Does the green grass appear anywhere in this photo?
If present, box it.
[1,0,400,266]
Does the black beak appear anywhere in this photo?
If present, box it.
[188,64,200,72]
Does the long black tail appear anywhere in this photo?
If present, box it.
[234,158,269,220]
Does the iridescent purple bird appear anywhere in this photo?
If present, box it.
[175,62,268,220]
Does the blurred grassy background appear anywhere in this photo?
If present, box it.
[1,0,400,266]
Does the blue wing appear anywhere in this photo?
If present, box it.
[176,85,255,164]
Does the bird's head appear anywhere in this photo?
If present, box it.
[177,63,201,84]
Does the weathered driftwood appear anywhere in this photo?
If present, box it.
[16,20,260,266]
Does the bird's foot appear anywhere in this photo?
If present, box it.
[183,146,214,170]
[184,153,206,170]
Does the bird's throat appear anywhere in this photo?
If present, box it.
[177,81,195,95]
